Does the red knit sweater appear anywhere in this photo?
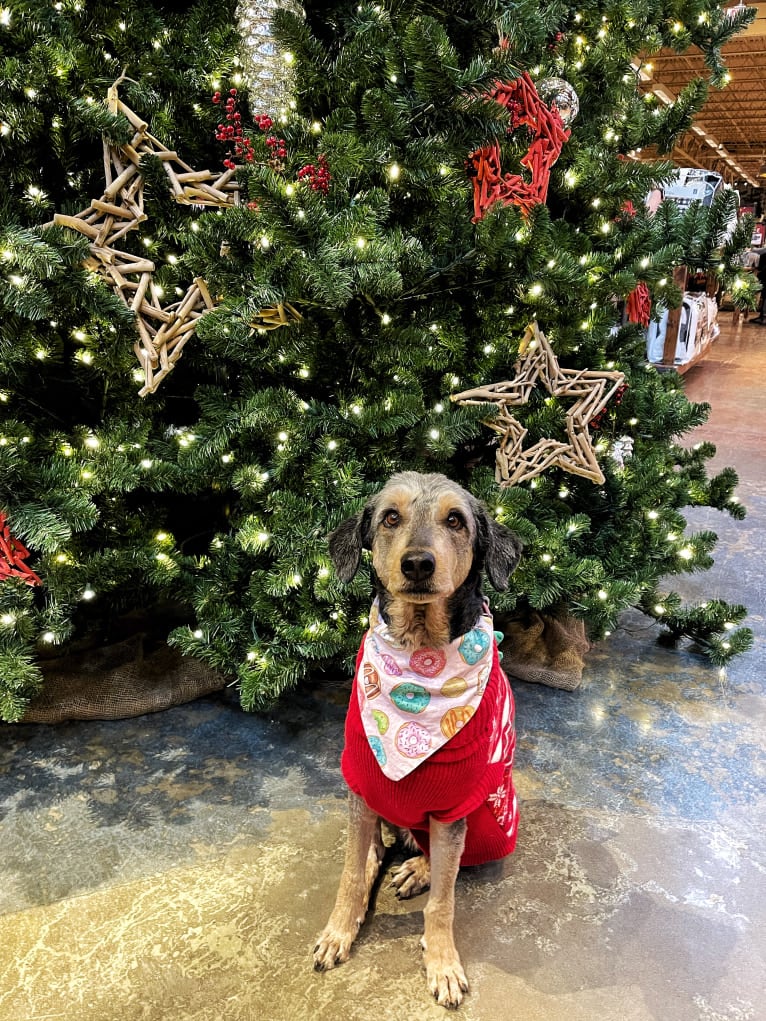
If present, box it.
[341,637,519,867]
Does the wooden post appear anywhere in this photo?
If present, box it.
[661,266,689,366]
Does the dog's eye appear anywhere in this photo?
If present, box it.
[446,512,465,530]
[383,510,400,528]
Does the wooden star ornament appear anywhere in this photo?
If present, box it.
[47,81,243,395]
[451,323,625,486]
[47,80,300,396]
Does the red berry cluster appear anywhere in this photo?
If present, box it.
[265,134,288,160]
[590,383,629,430]
[212,88,254,169]
[547,30,565,50]
[297,154,331,194]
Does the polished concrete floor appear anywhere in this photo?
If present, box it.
[1,319,765,1021]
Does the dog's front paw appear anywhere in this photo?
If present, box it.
[421,938,469,1009]
[313,926,355,972]
[390,854,431,899]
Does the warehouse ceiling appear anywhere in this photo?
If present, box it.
[635,1,766,199]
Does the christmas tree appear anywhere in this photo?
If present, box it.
[0,0,755,722]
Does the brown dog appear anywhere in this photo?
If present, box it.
[314,472,523,1007]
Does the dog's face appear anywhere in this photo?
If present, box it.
[328,472,522,597]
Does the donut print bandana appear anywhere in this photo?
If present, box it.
[358,601,498,781]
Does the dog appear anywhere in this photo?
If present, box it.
[314,471,523,1008]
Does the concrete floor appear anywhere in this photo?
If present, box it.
[1,319,764,1021]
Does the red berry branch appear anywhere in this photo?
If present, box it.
[213,88,254,169]
[297,154,331,194]
[211,88,331,194]
[590,383,629,429]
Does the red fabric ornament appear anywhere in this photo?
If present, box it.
[614,200,637,224]
[627,281,652,328]
[0,510,42,586]
[468,72,571,220]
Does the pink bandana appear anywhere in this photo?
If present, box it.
[358,601,497,781]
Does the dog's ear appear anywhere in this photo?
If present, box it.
[327,505,374,583]
[475,507,524,591]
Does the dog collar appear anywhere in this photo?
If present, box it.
[357,600,498,781]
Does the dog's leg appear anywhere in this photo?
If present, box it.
[314,791,383,971]
[421,816,468,1008]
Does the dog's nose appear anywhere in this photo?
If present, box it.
[401,551,435,583]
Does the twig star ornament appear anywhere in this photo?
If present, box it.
[452,324,625,486]
[49,81,240,395]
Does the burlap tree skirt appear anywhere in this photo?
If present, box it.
[22,635,226,724]
[498,607,591,691]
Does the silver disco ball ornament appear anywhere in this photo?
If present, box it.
[537,77,580,127]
